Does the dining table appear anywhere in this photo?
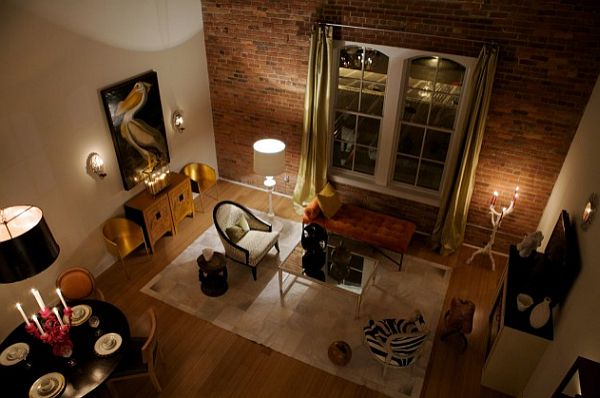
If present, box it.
[0,299,130,398]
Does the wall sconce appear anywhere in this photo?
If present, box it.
[86,152,107,178]
[581,193,597,231]
[172,110,185,133]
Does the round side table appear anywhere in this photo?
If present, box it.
[196,252,228,297]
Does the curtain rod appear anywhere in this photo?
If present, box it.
[318,22,496,47]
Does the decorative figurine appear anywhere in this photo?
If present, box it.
[516,231,544,257]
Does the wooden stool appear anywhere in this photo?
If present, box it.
[441,298,475,351]
[196,252,228,297]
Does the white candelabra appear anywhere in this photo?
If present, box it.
[467,186,519,271]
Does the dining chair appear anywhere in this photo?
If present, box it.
[180,162,219,212]
[102,217,149,277]
[56,267,105,301]
[107,307,162,396]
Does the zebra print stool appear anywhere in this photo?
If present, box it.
[363,312,429,377]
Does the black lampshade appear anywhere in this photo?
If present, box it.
[0,206,60,283]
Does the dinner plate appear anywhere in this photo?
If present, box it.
[67,304,92,326]
[28,372,65,398]
[0,342,29,366]
[94,332,122,356]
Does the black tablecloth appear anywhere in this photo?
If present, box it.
[0,299,130,397]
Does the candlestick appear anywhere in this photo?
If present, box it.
[56,288,68,309]
[32,314,45,335]
[16,303,31,325]
[31,289,46,311]
[490,191,498,206]
[513,186,519,204]
[53,307,65,327]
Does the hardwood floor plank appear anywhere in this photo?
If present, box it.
[97,180,509,398]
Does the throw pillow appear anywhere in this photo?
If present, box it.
[317,183,342,219]
[237,214,250,233]
[226,226,246,243]
[304,197,321,220]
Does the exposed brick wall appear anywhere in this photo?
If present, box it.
[202,0,600,253]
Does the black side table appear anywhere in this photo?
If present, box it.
[196,252,228,297]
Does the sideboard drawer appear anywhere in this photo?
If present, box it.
[167,176,194,233]
[144,195,172,249]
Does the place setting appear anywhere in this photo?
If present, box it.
[94,332,123,357]
[28,372,66,398]
[0,342,30,366]
[67,304,92,327]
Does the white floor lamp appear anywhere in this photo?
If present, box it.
[253,138,286,216]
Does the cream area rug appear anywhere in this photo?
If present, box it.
[141,210,451,398]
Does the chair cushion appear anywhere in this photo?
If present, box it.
[59,272,94,300]
[237,230,280,266]
[317,183,341,219]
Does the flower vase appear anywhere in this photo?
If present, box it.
[529,297,551,329]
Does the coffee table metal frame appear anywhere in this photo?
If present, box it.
[278,244,378,318]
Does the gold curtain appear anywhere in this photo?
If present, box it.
[292,25,333,212]
[431,44,499,255]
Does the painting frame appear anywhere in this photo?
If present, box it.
[100,70,170,190]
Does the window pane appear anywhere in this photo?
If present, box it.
[354,146,376,175]
[332,140,353,170]
[333,112,356,146]
[429,94,459,129]
[417,161,444,190]
[403,95,430,124]
[337,77,359,112]
[394,155,418,184]
[356,116,380,146]
[339,47,363,71]
[409,56,438,82]
[360,82,385,115]
[398,124,424,157]
[422,129,450,162]
[435,59,465,94]
[364,49,388,77]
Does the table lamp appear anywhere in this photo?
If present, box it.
[253,138,286,216]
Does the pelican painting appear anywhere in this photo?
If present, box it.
[101,71,170,190]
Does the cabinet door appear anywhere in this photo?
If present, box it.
[168,178,194,233]
[144,196,172,250]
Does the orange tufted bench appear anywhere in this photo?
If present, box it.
[303,203,417,270]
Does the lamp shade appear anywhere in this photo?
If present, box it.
[253,139,286,176]
[0,206,60,283]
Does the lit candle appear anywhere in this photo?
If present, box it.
[490,191,499,206]
[16,303,31,326]
[52,307,65,327]
[513,186,519,205]
[56,288,68,309]
[32,314,45,335]
[31,289,46,311]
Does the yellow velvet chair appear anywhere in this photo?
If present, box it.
[102,217,149,276]
[180,162,218,212]
[56,267,105,301]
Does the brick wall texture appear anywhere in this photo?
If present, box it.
[202,0,600,253]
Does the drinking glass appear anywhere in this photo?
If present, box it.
[88,315,101,337]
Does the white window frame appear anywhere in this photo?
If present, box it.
[328,41,476,207]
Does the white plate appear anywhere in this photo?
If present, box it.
[28,372,65,398]
[66,304,92,326]
[0,342,29,366]
[94,333,122,356]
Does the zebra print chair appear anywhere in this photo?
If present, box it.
[363,312,429,378]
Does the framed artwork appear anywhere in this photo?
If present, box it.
[100,70,170,190]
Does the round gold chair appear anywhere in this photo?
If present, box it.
[102,217,149,277]
[180,162,219,212]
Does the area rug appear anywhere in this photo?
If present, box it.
[141,210,451,398]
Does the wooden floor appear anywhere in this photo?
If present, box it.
[97,180,510,398]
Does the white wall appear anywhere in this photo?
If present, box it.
[0,1,216,339]
[524,75,600,396]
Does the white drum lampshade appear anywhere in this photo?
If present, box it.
[253,139,286,216]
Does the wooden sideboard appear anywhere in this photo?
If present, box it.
[124,172,194,252]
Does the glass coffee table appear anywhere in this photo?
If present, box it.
[278,242,378,318]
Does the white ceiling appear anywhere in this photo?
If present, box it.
[10,0,204,51]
